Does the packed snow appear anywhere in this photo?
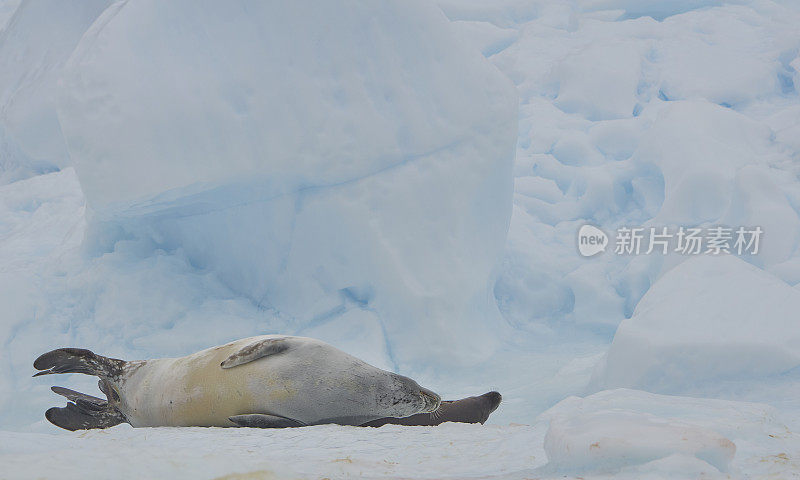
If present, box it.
[1,0,800,478]
[543,412,736,474]
[538,389,798,478]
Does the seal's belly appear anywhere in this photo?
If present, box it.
[119,340,297,427]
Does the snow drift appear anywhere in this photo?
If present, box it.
[591,255,800,393]
[56,0,518,366]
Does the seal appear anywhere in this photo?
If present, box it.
[34,335,442,430]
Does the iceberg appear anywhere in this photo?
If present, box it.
[0,0,113,182]
[57,0,518,366]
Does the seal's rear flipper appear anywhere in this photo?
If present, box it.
[33,348,125,379]
[361,391,502,427]
[45,401,127,431]
[34,349,129,430]
[51,386,107,409]
[229,414,306,428]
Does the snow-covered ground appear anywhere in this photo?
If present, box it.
[2,0,800,478]
[1,390,797,479]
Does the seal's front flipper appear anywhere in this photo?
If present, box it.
[220,337,290,369]
[45,402,126,431]
[229,414,306,428]
[362,391,502,427]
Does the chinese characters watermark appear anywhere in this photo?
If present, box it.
[577,225,762,257]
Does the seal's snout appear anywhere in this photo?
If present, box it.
[420,387,441,412]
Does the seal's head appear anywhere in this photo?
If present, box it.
[377,373,441,418]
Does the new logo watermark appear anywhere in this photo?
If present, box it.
[577,225,762,257]
[577,225,608,257]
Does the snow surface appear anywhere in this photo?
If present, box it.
[2,390,798,479]
[1,0,800,478]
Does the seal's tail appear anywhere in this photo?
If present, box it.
[33,348,125,379]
